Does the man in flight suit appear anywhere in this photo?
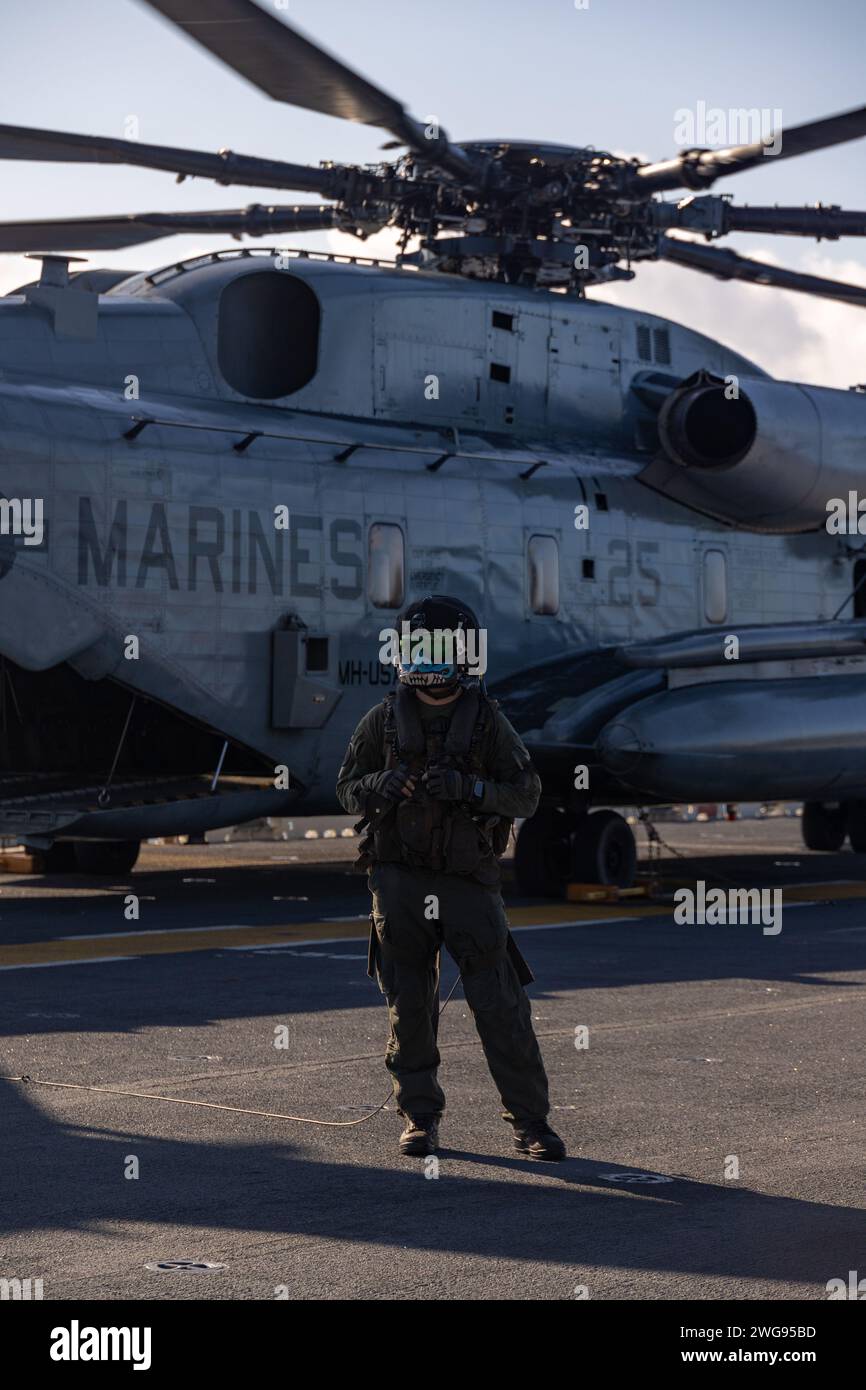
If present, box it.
[336,594,565,1161]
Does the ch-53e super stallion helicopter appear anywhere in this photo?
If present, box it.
[1,0,866,890]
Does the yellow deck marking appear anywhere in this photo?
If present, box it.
[1,879,865,970]
[0,919,369,969]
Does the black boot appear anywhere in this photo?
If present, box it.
[399,1114,440,1156]
[511,1119,566,1161]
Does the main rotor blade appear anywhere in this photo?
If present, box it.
[634,104,866,192]
[139,0,477,183]
[0,122,341,194]
[658,236,866,307]
[723,205,866,238]
[655,197,866,240]
[0,205,341,253]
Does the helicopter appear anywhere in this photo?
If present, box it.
[0,0,865,891]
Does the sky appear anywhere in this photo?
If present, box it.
[1,0,865,386]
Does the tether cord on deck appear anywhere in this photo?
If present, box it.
[1,975,462,1128]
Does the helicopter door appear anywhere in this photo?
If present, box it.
[373,294,485,426]
[485,303,551,432]
[548,312,623,439]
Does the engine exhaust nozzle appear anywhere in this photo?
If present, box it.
[658,370,757,469]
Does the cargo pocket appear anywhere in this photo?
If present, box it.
[368,911,395,996]
[366,914,378,981]
[450,895,525,1018]
[506,931,534,986]
[462,957,512,1014]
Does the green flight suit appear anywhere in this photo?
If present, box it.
[336,687,551,1123]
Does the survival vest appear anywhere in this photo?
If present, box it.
[359,684,513,882]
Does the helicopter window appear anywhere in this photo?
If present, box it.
[368,523,405,609]
[528,535,559,615]
[703,549,727,624]
[217,271,320,399]
[653,328,671,365]
[636,325,652,361]
[492,311,514,332]
[490,362,511,383]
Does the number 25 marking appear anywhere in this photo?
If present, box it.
[607,540,661,606]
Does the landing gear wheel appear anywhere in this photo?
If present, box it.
[801,802,847,852]
[845,800,866,853]
[41,841,77,874]
[573,809,637,888]
[514,807,638,895]
[514,808,576,897]
[73,839,141,876]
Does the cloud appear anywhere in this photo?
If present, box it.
[322,225,413,264]
[0,255,39,297]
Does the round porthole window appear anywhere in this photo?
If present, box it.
[217,271,320,399]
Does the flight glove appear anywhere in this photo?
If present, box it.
[422,768,478,801]
[375,765,416,801]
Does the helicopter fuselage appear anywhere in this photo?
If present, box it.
[0,248,863,829]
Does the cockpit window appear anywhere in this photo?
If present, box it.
[218,271,320,399]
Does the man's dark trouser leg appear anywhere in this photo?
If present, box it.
[369,864,550,1123]
[369,863,445,1117]
[437,872,550,1124]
